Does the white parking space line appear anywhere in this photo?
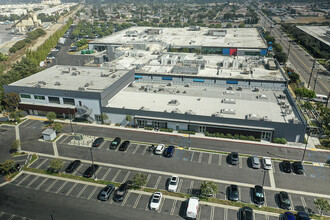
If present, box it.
[133,194,142,209]
[0,212,4,218]
[145,199,149,211]
[45,179,58,192]
[76,184,88,198]
[141,146,148,155]
[170,200,177,215]
[17,175,30,186]
[101,168,111,180]
[22,217,27,220]
[145,174,151,186]
[121,192,131,206]
[225,185,229,200]
[301,196,307,211]
[224,208,228,220]
[265,215,270,220]
[208,154,212,165]
[190,151,194,161]
[289,195,294,211]
[218,155,222,166]
[210,206,215,220]
[66,183,78,196]
[109,198,114,204]
[87,186,98,200]
[264,191,268,207]
[56,181,68,194]
[21,120,34,127]
[239,187,241,201]
[111,170,121,182]
[198,152,203,163]
[189,180,194,193]
[8,214,15,220]
[268,169,276,189]
[154,176,162,189]
[197,205,202,220]
[35,178,48,190]
[158,198,165,213]
[177,179,183,193]
[132,145,140,154]
[36,159,48,169]
[59,135,70,144]
[253,213,256,220]
[72,164,83,175]
[239,157,243,168]
[95,167,102,177]
[27,176,39,187]
[99,141,107,150]
[122,171,131,183]
[272,162,275,173]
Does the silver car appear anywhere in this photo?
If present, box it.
[251,156,260,169]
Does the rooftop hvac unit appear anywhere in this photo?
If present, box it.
[221,109,235,114]
[185,110,196,115]
[258,94,268,99]
[38,81,46,85]
[254,87,259,92]
[171,108,181,113]
[292,117,300,124]
[262,116,270,121]
[78,87,86,91]
[237,87,243,91]
[222,98,236,104]
[54,81,61,86]
[168,99,179,105]
[246,114,259,120]
[71,71,80,76]
[224,91,234,95]
[212,112,222,117]
[227,86,233,90]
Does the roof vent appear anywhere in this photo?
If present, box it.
[185,110,195,115]
[84,83,90,87]
[222,98,236,104]
[258,94,268,99]
[171,108,181,113]
[38,81,46,85]
[221,109,235,114]
[78,87,86,91]
[212,112,222,117]
[54,81,61,86]
[262,116,270,121]
[224,91,234,95]
[247,114,259,120]
[168,99,179,105]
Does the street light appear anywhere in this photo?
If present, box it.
[89,147,97,180]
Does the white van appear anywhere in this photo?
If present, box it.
[186,197,199,219]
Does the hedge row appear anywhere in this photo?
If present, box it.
[204,132,261,142]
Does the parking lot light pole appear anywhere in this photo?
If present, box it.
[90,147,97,180]
[261,169,267,188]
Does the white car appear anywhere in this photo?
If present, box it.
[155,144,165,155]
[262,157,272,170]
[168,175,179,192]
[150,192,162,210]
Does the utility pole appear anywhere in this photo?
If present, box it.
[312,69,320,92]
[307,60,316,88]
[285,41,292,67]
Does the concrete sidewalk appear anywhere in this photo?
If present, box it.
[23,115,327,152]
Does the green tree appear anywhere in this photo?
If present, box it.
[0,160,16,175]
[225,23,232,28]
[238,23,245,28]
[52,122,63,133]
[11,140,20,153]
[200,181,218,197]
[274,51,287,63]
[126,115,132,124]
[3,93,20,112]
[132,173,147,188]
[48,159,64,173]
[314,198,330,216]
[101,113,108,124]
[46,112,56,122]
[303,101,312,110]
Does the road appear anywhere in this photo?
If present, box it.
[258,12,330,96]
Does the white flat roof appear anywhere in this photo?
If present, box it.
[91,26,267,49]
[297,26,330,47]
[10,65,131,92]
[107,81,297,123]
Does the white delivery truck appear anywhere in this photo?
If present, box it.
[186,197,199,219]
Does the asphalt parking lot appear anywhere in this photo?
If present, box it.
[11,171,280,220]
[26,155,327,216]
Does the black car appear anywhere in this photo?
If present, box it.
[65,160,81,173]
[83,164,99,178]
[113,181,132,202]
[297,211,310,220]
[92,137,104,147]
[253,185,265,205]
[292,161,304,175]
[228,184,239,201]
[238,207,253,220]
[281,160,293,173]
[278,191,291,210]
[230,152,239,165]
[110,137,121,150]
[119,141,130,151]
[98,184,115,201]
[164,146,175,157]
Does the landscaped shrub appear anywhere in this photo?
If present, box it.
[144,127,153,130]
[272,137,287,144]
[159,128,173,132]
[178,130,195,134]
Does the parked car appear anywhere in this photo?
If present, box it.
[109,137,121,150]
[98,184,115,201]
[155,144,165,155]
[281,161,293,173]
[92,137,104,147]
[262,157,272,170]
[83,164,99,178]
[292,161,304,175]
[253,185,265,205]
[238,207,254,220]
[228,184,239,201]
[119,141,130,151]
[113,181,132,202]
[278,191,291,210]
[65,160,81,173]
[168,175,179,192]
[296,211,310,220]
[186,197,199,219]
[164,146,175,157]
[282,212,296,220]
[150,192,162,210]
[250,156,260,169]
[230,152,239,165]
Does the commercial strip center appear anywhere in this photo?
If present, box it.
[4,26,306,142]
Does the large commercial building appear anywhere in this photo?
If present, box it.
[4,27,307,142]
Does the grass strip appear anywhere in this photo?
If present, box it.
[11,152,27,157]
